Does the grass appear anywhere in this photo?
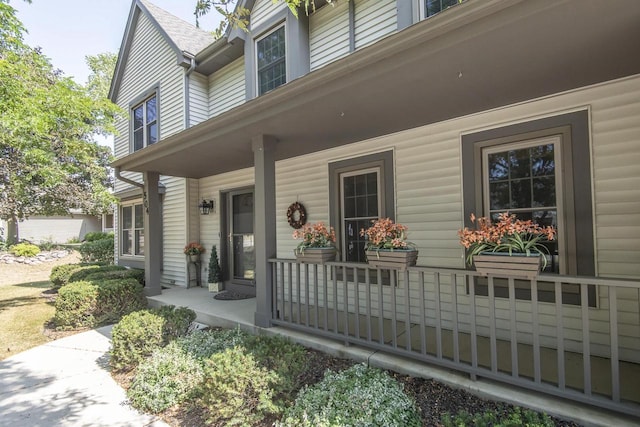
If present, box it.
[0,281,55,360]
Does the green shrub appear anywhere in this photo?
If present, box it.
[84,231,113,242]
[279,363,421,427]
[127,342,204,414]
[175,328,248,362]
[110,306,196,370]
[245,334,308,399]
[38,237,57,251]
[441,407,555,427]
[54,281,99,329]
[79,235,114,264]
[94,278,147,324]
[54,277,146,329]
[9,243,41,257]
[200,346,279,426]
[68,265,125,283]
[85,268,145,286]
[50,264,85,288]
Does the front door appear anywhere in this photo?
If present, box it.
[227,189,255,294]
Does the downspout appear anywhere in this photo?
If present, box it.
[114,166,144,190]
[183,54,196,129]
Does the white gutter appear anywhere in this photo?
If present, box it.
[183,54,197,129]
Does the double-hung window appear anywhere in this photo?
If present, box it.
[121,202,144,257]
[256,25,286,95]
[132,95,157,152]
[483,136,562,273]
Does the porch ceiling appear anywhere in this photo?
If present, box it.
[112,0,640,179]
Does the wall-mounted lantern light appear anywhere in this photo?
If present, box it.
[198,199,215,215]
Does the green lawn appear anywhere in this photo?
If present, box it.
[0,281,55,360]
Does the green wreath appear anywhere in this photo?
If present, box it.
[287,202,307,229]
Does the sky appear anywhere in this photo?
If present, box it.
[12,0,222,85]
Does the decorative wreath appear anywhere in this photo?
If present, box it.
[286,202,307,229]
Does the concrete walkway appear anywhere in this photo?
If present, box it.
[0,326,168,427]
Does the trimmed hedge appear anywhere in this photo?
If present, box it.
[84,231,113,242]
[54,277,146,329]
[50,264,86,289]
[84,268,144,286]
[110,306,196,370]
[79,235,114,264]
[68,265,126,283]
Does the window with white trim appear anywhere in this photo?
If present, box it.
[120,202,144,257]
[256,25,286,95]
[132,95,157,152]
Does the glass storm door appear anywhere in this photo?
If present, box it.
[230,191,255,283]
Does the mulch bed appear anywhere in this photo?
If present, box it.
[213,290,254,301]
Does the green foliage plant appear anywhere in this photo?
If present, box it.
[9,242,40,257]
[278,363,421,427]
[83,231,113,242]
[84,268,144,286]
[54,281,98,329]
[53,276,146,329]
[175,327,248,362]
[441,407,555,427]
[199,346,280,426]
[127,342,204,414]
[50,263,86,288]
[79,234,114,264]
[67,264,124,283]
[110,306,196,370]
[207,245,222,283]
[245,334,308,399]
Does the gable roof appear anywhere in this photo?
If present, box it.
[109,0,216,101]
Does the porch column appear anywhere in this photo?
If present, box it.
[252,135,277,328]
[143,171,162,296]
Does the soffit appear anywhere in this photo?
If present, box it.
[113,0,640,178]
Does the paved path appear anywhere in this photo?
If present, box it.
[0,326,168,427]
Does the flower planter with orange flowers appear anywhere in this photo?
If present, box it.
[294,247,337,263]
[473,252,542,279]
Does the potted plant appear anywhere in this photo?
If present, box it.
[458,212,556,278]
[293,221,337,263]
[360,218,418,270]
[207,245,223,292]
[184,242,205,263]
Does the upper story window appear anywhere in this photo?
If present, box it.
[256,25,286,95]
[132,95,157,152]
[422,0,461,18]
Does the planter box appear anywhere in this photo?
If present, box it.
[365,249,418,270]
[294,247,336,263]
[208,282,222,292]
[473,253,542,279]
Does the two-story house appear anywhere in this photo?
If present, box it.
[109,0,640,417]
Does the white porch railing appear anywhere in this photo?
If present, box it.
[268,259,640,418]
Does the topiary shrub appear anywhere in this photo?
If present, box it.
[200,346,280,426]
[127,342,204,414]
[174,328,248,362]
[54,281,99,329]
[83,231,113,242]
[79,234,114,264]
[278,363,422,427]
[10,242,41,257]
[110,306,197,370]
[245,334,308,400]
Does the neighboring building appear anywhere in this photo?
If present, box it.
[0,211,102,244]
[110,0,640,416]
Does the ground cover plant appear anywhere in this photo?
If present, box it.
[111,322,580,427]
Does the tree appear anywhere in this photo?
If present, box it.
[85,52,118,101]
[194,0,340,36]
[0,0,119,244]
